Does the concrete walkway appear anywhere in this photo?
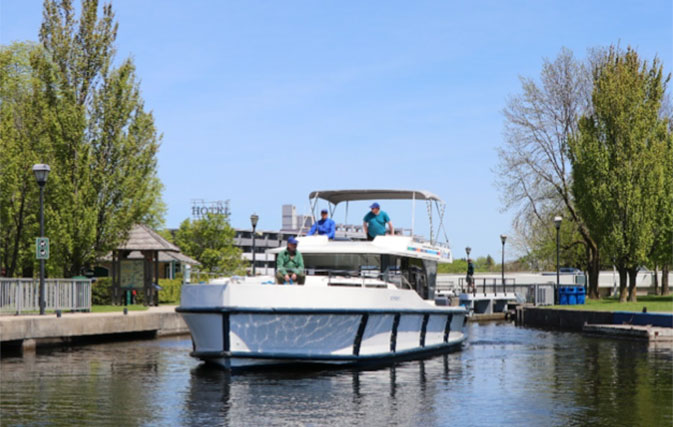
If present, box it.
[0,306,188,352]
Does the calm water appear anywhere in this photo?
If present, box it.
[1,322,671,426]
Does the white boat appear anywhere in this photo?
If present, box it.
[177,190,468,370]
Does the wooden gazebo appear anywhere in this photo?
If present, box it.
[111,224,180,306]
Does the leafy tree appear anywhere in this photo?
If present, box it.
[648,115,673,295]
[0,0,164,277]
[496,47,603,297]
[515,211,587,272]
[174,213,246,275]
[438,256,501,274]
[0,42,45,276]
[569,46,670,302]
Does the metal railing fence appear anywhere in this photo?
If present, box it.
[438,278,555,306]
[457,277,517,296]
[0,278,92,314]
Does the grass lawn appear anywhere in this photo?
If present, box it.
[552,295,673,313]
[8,305,148,315]
[90,304,148,313]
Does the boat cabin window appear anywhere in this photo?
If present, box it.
[299,253,436,299]
[302,254,381,276]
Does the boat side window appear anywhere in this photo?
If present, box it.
[303,254,380,276]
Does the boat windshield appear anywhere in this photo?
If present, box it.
[302,253,437,299]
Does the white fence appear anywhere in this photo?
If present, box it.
[0,278,92,314]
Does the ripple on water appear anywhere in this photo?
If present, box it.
[1,323,671,426]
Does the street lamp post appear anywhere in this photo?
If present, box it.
[250,214,259,276]
[554,216,563,305]
[465,247,471,292]
[33,164,50,315]
[500,234,507,296]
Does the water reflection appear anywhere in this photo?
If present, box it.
[0,323,670,426]
[182,354,457,426]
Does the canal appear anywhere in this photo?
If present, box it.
[1,322,671,426]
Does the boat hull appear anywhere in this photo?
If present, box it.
[177,306,467,370]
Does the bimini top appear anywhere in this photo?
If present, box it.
[309,189,442,205]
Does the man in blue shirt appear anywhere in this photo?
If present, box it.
[363,203,394,241]
[307,209,336,239]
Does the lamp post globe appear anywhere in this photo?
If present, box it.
[465,246,471,258]
[250,214,259,275]
[32,164,51,186]
[33,164,50,315]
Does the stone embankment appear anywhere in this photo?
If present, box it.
[517,307,673,343]
[0,306,188,354]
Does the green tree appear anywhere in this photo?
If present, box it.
[0,1,164,277]
[648,118,673,295]
[569,46,670,302]
[174,213,246,274]
[0,42,46,276]
[497,47,603,297]
[44,0,163,275]
[516,213,587,272]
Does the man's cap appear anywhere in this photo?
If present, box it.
[370,202,380,209]
[320,209,328,214]
[287,236,298,245]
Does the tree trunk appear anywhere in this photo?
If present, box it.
[627,267,638,302]
[662,264,670,296]
[587,245,600,299]
[653,264,659,295]
[8,187,28,277]
[618,264,628,302]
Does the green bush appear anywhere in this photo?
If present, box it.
[159,278,183,304]
[93,276,183,305]
[92,277,113,305]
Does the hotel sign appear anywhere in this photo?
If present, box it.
[191,199,231,218]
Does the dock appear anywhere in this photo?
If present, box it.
[459,292,519,315]
[583,324,673,342]
[0,306,188,354]
[516,306,673,343]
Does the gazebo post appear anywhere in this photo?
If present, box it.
[154,250,159,306]
[111,250,117,304]
[143,250,151,307]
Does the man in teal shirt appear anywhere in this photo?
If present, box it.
[363,203,394,241]
[276,237,305,284]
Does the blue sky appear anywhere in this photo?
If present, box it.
[1,1,671,260]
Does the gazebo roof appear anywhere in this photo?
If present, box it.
[116,224,180,252]
[108,250,200,265]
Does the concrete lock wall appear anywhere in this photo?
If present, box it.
[0,307,188,350]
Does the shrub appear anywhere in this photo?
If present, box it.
[158,278,183,304]
[92,277,113,305]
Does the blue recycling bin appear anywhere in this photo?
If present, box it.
[559,287,569,305]
[568,287,578,305]
[577,286,586,304]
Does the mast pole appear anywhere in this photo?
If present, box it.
[411,192,416,237]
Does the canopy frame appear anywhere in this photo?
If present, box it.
[308,189,449,245]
